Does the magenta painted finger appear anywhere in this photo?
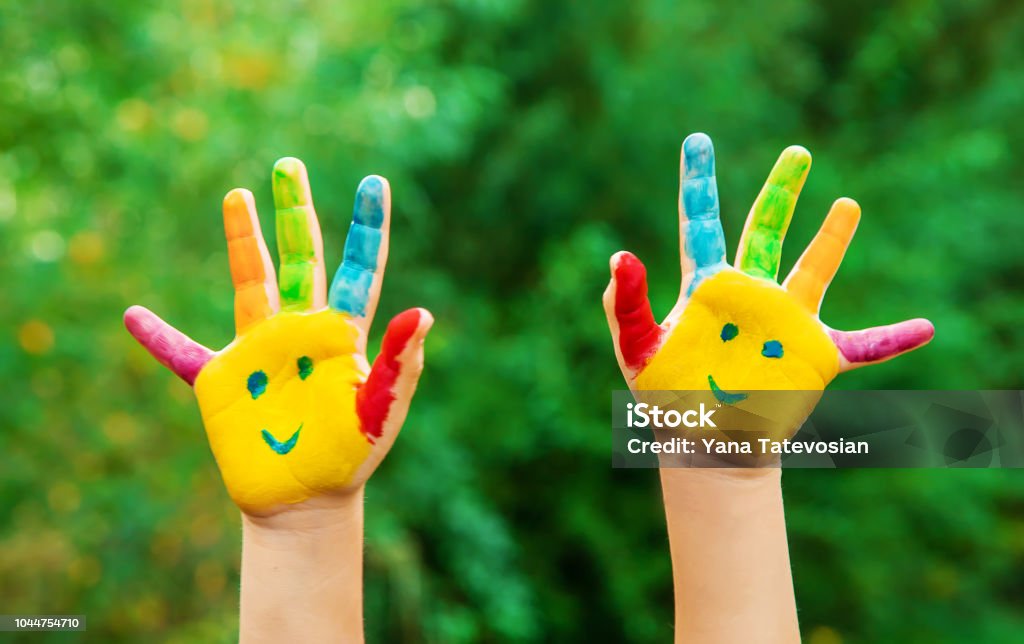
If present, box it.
[830,318,934,368]
[124,305,214,385]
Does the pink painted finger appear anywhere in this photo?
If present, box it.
[124,305,214,385]
[356,307,433,445]
[830,318,935,371]
[606,251,662,373]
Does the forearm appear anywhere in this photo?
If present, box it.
[660,468,799,644]
[239,490,365,644]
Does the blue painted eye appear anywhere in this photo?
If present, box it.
[762,340,784,359]
[720,323,739,342]
[247,370,268,399]
[297,356,313,380]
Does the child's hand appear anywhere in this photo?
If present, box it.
[125,158,432,516]
[604,133,933,435]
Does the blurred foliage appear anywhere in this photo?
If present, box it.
[1,0,1024,642]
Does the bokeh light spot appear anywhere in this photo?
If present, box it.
[116,98,153,132]
[404,85,436,119]
[18,319,55,355]
[172,107,209,141]
[195,560,227,599]
[30,230,65,262]
[68,555,102,587]
[68,230,106,265]
[47,482,81,514]
[103,412,140,447]
[808,626,843,644]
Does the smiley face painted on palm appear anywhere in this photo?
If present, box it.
[605,133,934,438]
[637,270,838,397]
[125,158,432,516]
[194,310,371,512]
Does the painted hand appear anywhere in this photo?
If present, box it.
[604,134,933,436]
[125,159,432,515]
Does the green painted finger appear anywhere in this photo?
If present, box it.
[273,157,325,311]
[735,146,812,280]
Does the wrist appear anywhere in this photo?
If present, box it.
[660,464,782,489]
[242,487,366,537]
[659,467,786,542]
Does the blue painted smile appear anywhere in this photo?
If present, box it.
[707,375,748,405]
[261,424,302,455]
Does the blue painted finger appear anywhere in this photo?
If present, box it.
[679,133,726,294]
[329,175,389,317]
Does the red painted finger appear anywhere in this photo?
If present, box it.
[124,305,213,385]
[830,318,934,370]
[357,307,433,444]
[609,252,662,372]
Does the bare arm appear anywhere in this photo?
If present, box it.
[240,491,365,643]
[661,468,798,644]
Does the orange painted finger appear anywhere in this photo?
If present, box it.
[224,188,279,334]
[784,198,860,314]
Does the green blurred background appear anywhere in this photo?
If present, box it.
[2,1,1024,641]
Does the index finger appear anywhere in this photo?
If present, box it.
[679,133,727,295]
[328,175,391,326]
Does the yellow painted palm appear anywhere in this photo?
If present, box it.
[126,159,432,515]
[604,133,933,438]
